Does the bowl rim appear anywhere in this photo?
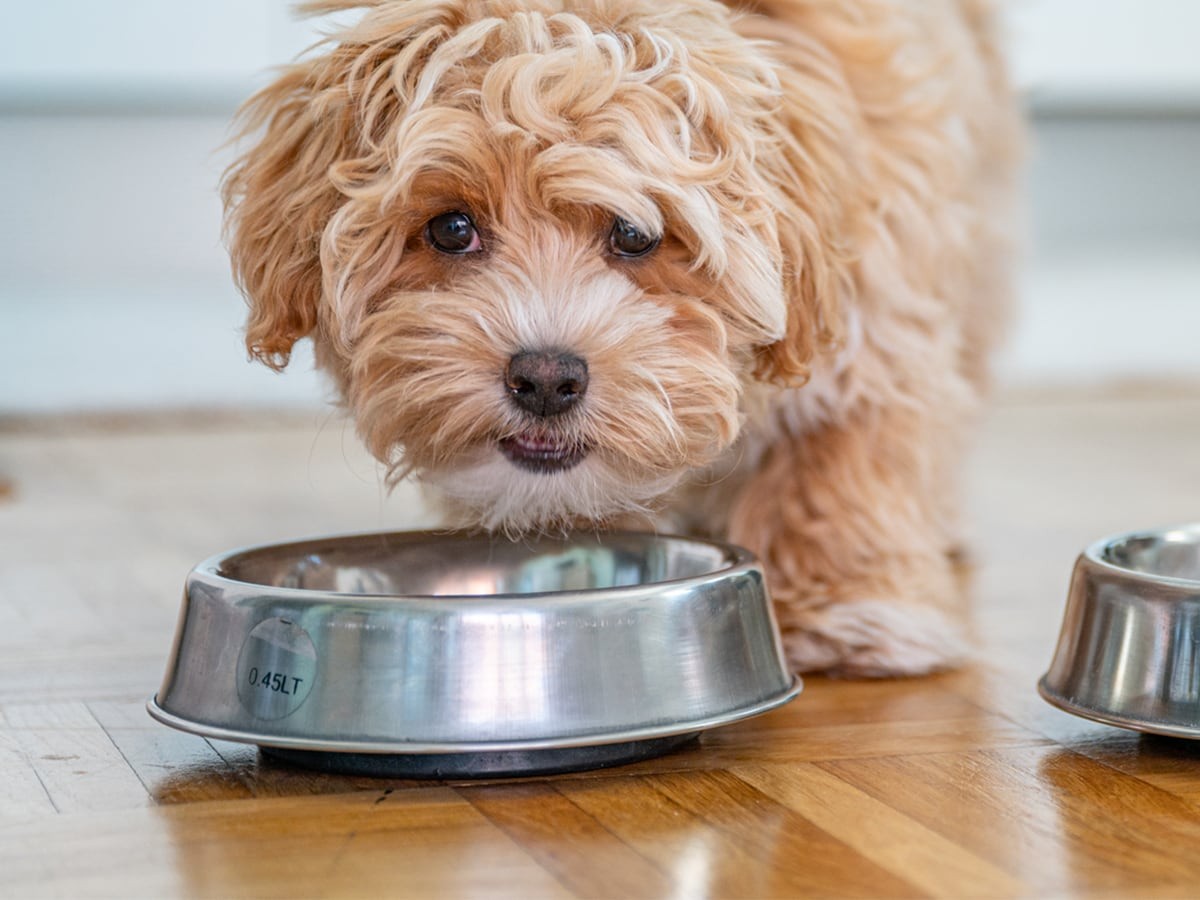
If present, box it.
[1037,676,1200,739]
[1082,521,1200,591]
[147,675,803,754]
[188,528,761,603]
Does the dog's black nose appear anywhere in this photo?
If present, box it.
[506,351,589,418]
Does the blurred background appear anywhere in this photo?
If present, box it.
[1,0,1198,415]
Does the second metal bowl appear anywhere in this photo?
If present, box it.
[1040,523,1200,738]
[149,530,800,776]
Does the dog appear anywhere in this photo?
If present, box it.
[222,0,1021,676]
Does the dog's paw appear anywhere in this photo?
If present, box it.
[782,599,970,678]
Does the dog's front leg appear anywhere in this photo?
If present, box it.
[726,406,971,678]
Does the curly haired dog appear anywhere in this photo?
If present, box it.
[222,0,1021,676]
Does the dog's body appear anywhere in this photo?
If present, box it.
[224,0,1021,676]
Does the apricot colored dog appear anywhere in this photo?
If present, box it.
[223,0,1021,675]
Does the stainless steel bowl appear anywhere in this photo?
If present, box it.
[1039,523,1200,738]
[149,530,801,776]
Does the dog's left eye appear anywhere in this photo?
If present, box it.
[609,217,660,258]
[426,211,482,254]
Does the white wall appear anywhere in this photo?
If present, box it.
[0,0,317,100]
[1008,0,1200,108]
[2,1,1199,413]
[0,2,356,412]
[5,0,1200,108]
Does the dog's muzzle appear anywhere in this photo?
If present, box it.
[505,351,588,418]
[499,431,589,474]
[501,351,590,474]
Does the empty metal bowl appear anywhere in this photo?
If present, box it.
[149,530,801,776]
[1039,523,1200,738]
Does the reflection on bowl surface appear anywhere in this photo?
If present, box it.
[1102,527,1200,582]
[216,531,738,597]
[1040,523,1200,739]
[150,530,801,775]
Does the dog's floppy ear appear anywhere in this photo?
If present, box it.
[750,210,851,387]
[740,36,863,387]
[222,0,461,369]
[221,63,359,370]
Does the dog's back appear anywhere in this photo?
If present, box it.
[677,0,1024,674]
[732,0,1021,383]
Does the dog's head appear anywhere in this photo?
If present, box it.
[223,0,859,531]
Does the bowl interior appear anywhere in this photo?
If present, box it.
[215,532,740,597]
[1102,528,1200,582]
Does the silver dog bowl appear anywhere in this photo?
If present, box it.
[149,530,801,777]
[1039,524,1200,738]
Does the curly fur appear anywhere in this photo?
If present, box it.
[222,0,1021,676]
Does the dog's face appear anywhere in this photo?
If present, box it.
[224,0,853,532]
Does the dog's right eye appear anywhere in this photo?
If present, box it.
[609,217,660,258]
[425,211,482,254]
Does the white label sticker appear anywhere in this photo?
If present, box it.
[236,617,317,720]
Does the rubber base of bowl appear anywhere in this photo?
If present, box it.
[259,732,701,779]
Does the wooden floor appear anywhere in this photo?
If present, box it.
[3,390,1200,899]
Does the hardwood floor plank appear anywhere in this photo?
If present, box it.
[0,731,57,820]
[823,745,1200,895]
[1,702,152,814]
[1020,745,1200,877]
[0,646,167,706]
[647,769,919,898]
[775,673,986,725]
[0,566,108,653]
[947,665,1200,806]
[1051,736,1200,807]
[943,664,1118,747]
[461,781,674,899]
[319,821,574,899]
[646,713,1049,771]
[733,761,1028,898]
[439,700,1043,787]
[1139,773,1200,804]
[87,700,255,804]
[1086,887,1200,900]
[556,774,790,899]
[0,789,565,899]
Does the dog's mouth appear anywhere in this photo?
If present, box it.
[498,430,589,474]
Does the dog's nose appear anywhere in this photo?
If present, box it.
[505,351,589,418]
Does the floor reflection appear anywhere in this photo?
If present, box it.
[1033,743,1200,893]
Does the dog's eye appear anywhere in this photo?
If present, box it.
[426,211,482,254]
[608,217,660,258]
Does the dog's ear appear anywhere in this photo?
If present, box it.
[750,212,850,387]
[222,0,463,369]
[740,42,864,388]
[221,64,359,370]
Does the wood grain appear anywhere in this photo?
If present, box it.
[821,747,1200,895]
[3,702,152,815]
[647,769,918,897]
[732,762,1027,898]
[87,701,256,804]
[0,730,57,820]
[556,774,780,898]
[3,394,1200,898]
[462,782,673,898]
